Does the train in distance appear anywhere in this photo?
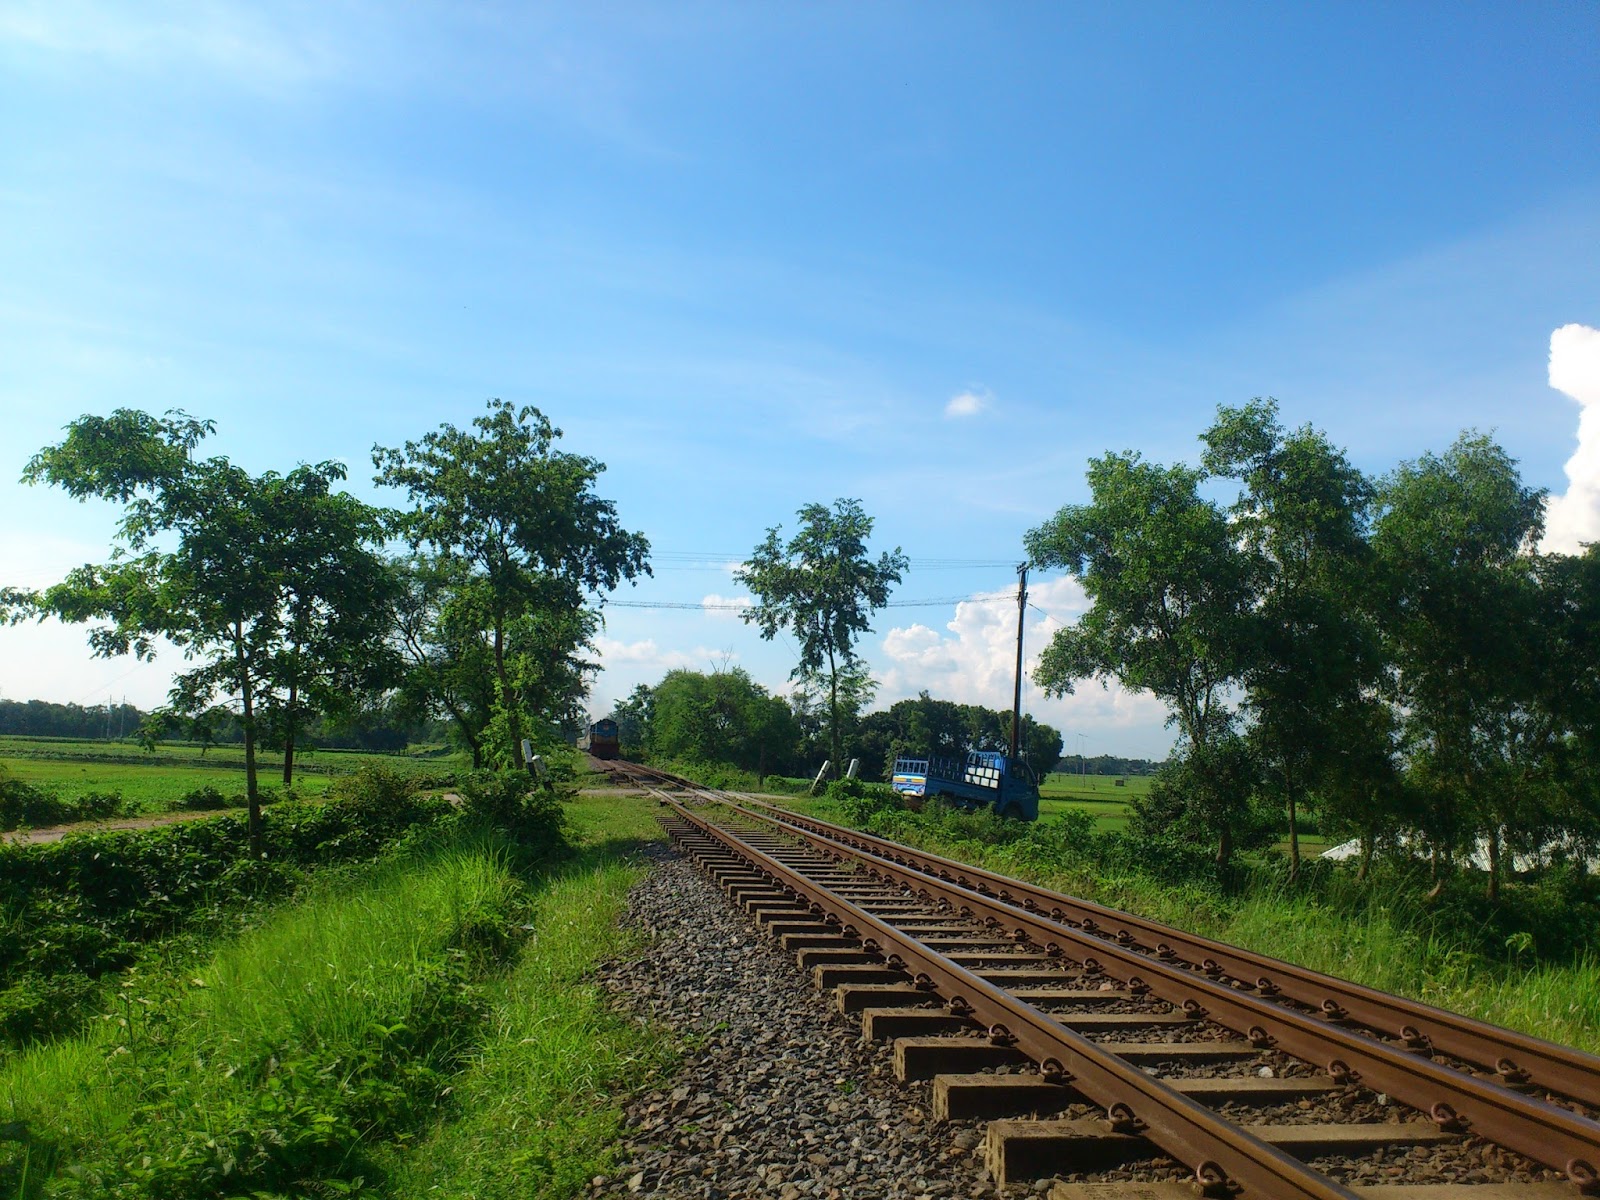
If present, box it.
[579,718,620,760]
[891,750,1040,820]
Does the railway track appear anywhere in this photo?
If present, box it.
[594,756,1600,1199]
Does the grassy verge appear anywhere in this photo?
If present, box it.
[2,785,674,1199]
[752,790,1600,1057]
[378,791,671,1199]
[0,736,472,827]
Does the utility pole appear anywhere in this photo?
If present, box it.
[1009,562,1027,760]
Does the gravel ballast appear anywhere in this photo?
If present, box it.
[590,844,996,1200]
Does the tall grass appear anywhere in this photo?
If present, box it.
[3,786,677,1200]
[1,832,525,1197]
[777,793,1600,1057]
[380,860,673,1198]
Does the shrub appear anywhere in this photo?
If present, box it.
[0,768,458,1050]
[0,772,71,829]
[173,785,234,811]
[458,769,568,853]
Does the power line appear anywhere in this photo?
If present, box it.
[606,592,1016,612]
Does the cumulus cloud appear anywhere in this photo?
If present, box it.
[593,636,731,672]
[1540,324,1600,555]
[944,389,991,418]
[875,577,1170,752]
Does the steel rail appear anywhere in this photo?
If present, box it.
[691,791,1600,1187]
[733,791,1600,1111]
[659,798,1362,1200]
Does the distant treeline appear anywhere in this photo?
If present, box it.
[0,700,145,740]
[1053,755,1165,777]
[0,698,445,755]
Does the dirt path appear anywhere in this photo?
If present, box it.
[3,808,235,845]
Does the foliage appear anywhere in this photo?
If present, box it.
[457,769,568,853]
[375,400,650,767]
[1025,449,1255,863]
[15,409,397,855]
[0,836,525,1199]
[737,498,907,778]
[1201,399,1381,880]
[0,767,454,1051]
[646,667,800,777]
[1372,432,1569,896]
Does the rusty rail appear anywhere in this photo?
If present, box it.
[660,797,1364,1200]
[610,762,1600,1190]
[734,791,1600,1111]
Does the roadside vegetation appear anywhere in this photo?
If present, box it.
[779,780,1600,1057]
[1,773,670,1199]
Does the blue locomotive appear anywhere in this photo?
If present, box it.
[580,718,620,760]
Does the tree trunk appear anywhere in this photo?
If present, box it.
[1486,826,1501,902]
[1215,822,1233,869]
[1286,788,1301,884]
[282,665,298,788]
[826,644,840,782]
[492,618,524,767]
[235,622,262,857]
[1357,830,1374,881]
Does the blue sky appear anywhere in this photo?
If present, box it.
[2,2,1597,758]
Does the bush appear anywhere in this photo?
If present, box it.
[0,767,458,1050]
[172,785,235,811]
[458,769,568,853]
[0,774,71,829]
[825,777,900,823]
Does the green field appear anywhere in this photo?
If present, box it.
[1037,771,1145,832]
[0,735,469,819]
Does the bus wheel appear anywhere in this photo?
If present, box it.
[999,803,1024,821]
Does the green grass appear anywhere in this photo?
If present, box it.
[0,785,675,1199]
[0,735,470,819]
[771,792,1600,1058]
[0,755,332,813]
[2,831,522,1195]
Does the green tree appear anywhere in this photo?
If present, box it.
[1201,399,1381,880]
[374,400,650,766]
[254,465,401,786]
[736,498,907,778]
[1372,432,1548,897]
[1024,451,1256,865]
[610,683,654,758]
[391,556,499,766]
[14,411,391,854]
[649,668,800,776]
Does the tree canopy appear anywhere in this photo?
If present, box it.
[374,400,650,765]
[736,498,906,778]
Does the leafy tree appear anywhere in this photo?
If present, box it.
[13,410,390,854]
[374,400,650,766]
[1024,451,1257,865]
[1372,432,1548,897]
[648,668,800,777]
[610,683,655,758]
[1201,399,1381,880]
[737,499,907,778]
[253,465,400,786]
[391,555,498,766]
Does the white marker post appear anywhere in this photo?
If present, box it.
[810,760,831,794]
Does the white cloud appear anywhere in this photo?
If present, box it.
[875,576,1171,754]
[944,388,991,418]
[1540,323,1600,555]
[700,592,753,621]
